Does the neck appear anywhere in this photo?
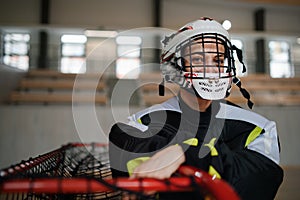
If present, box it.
[179,89,212,112]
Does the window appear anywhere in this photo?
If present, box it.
[60,34,87,73]
[116,36,142,79]
[3,33,30,70]
[231,39,246,77]
[269,41,293,78]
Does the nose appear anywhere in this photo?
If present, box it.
[190,64,219,73]
[205,66,219,73]
[204,56,219,73]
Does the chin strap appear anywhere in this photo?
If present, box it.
[233,77,254,109]
[159,78,165,96]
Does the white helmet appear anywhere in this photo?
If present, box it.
[160,17,253,107]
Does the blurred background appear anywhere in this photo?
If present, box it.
[0,0,299,199]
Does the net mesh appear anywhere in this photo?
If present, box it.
[0,143,121,200]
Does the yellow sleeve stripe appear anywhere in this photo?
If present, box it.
[204,138,218,156]
[208,165,221,179]
[126,157,150,176]
[137,118,142,124]
[245,126,263,147]
[183,138,198,146]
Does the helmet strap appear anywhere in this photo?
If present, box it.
[159,78,165,96]
[233,77,254,109]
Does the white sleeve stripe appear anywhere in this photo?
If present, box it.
[127,97,181,132]
[216,103,269,128]
[216,103,280,164]
[130,97,181,122]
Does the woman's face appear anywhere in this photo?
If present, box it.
[183,39,226,74]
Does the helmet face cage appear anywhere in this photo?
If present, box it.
[161,32,238,100]
[174,33,236,80]
[160,19,253,106]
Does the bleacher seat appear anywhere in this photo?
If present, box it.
[9,70,108,105]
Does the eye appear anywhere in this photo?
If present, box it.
[214,56,225,65]
[191,55,204,65]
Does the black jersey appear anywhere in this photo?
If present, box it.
[109,96,283,199]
